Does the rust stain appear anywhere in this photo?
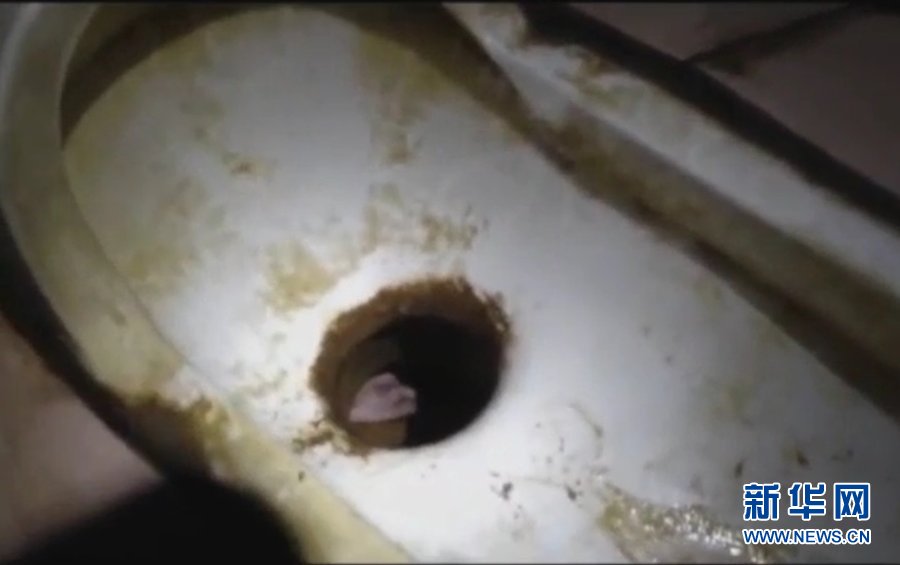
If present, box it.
[418,210,479,253]
[355,182,480,261]
[160,177,209,220]
[237,368,290,400]
[292,418,337,452]
[127,383,406,561]
[705,373,758,426]
[568,45,617,82]
[355,23,450,166]
[563,47,630,111]
[192,125,274,180]
[291,417,358,457]
[261,242,336,315]
[259,184,479,316]
[782,444,810,468]
[382,131,418,165]
[693,275,726,312]
[229,158,262,177]
[126,395,219,474]
[118,177,235,299]
[122,243,197,298]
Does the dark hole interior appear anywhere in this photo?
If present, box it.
[309,278,510,452]
[363,314,503,448]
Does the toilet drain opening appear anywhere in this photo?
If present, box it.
[310,278,510,450]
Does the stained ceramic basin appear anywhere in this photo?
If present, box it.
[1,4,898,563]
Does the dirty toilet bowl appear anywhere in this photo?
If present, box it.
[1,4,899,562]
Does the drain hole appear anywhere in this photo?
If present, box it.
[365,314,498,447]
[310,278,510,450]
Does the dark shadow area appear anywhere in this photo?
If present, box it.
[4,474,302,565]
[367,314,503,447]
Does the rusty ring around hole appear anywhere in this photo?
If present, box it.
[309,277,512,452]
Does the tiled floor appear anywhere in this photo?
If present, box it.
[574,3,900,198]
[699,11,900,194]
[572,2,844,59]
[0,315,158,561]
